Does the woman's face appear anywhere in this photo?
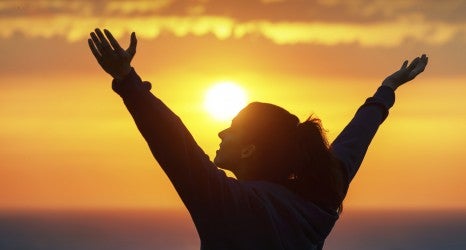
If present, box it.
[214,125,244,171]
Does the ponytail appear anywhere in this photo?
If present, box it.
[287,116,346,214]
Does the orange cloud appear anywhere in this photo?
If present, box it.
[1,13,464,48]
[1,1,465,47]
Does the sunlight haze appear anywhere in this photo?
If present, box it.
[204,81,248,121]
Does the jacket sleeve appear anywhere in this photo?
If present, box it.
[111,68,243,217]
[330,86,395,183]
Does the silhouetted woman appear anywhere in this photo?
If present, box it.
[89,29,428,249]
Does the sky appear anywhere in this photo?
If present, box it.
[0,0,465,210]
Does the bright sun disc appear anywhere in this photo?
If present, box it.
[204,82,247,121]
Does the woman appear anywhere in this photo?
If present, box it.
[88,28,428,249]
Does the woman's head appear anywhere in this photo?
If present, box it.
[214,102,299,177]
[214,102,347,211]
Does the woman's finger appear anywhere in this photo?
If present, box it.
[104,29,123,51]
[95,28,113,53]
[400,60,408,70]
[90,32,104,53]
[421,55,428,66]
[408,56,428,79]
[407,57,420,71]
[127,32,137,57]
[88,39,102,61]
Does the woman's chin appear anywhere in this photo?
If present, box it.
[213,153,223,167]
[214,155,231,170]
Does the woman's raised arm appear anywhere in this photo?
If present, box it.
[88,29,243,218]
[331,55,428,183]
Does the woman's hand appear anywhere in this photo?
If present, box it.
[88,28,137,80]
[382,54,428,91]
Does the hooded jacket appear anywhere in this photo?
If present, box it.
[112,69,395,249]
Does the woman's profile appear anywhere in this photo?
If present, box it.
[88,28,428,249]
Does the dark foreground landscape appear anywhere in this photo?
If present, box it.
[1,209,465,250]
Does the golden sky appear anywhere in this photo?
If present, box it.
[1,0,465,210]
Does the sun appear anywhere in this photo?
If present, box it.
[204,81,248,121]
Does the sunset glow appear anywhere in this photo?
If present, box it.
[204,82,247,121]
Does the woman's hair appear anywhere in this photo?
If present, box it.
[234,102,347,213]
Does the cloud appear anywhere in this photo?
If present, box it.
[2,0,466,23]
[104,0,174,14]
[249,16,465,46]
[317,0,466,21]
[0,0,465,47]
